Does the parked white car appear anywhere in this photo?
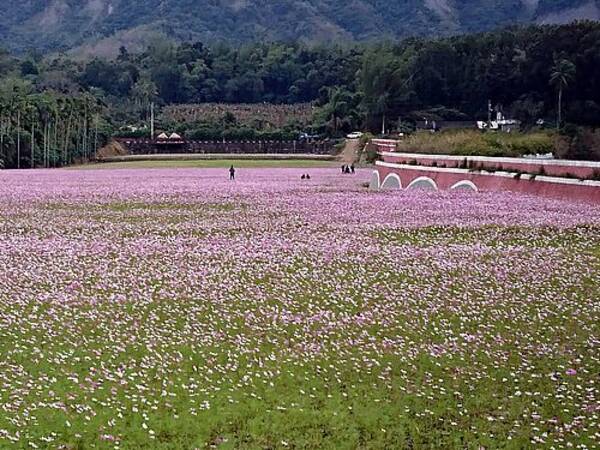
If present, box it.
[346,132,363,139]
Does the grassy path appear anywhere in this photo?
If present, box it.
[73,159,338,170]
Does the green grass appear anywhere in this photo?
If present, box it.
[71,159,338,170]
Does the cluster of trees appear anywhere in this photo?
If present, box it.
[97,41,360,105]
[0,78,105,169]
[330,21,600,136]
[0,21,599,167]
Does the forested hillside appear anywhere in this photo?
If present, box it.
[0,22,599,168]
[1,0,598,55]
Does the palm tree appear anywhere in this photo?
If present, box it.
[550,59,576,130]
[31,108,36,169]
[37,94,57,168]
[17,108,21,169]
[27,98,41,169]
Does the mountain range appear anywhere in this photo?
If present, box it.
[2,0,599,56]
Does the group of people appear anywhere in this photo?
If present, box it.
[230,166,313,181]
[229,163,356,181]
[341,164,356,174]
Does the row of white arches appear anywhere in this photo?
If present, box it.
[370,172,478,192]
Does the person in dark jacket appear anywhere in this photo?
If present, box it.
[229,165,236,181]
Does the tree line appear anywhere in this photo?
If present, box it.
[0,21,599,167]
[351,21,599,135]
[0,79,104,169]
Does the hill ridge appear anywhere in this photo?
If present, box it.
[1,0,599,55]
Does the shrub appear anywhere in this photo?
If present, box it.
[396,130,556,158]
[555,126,600,161]
[363,141,381,164]
[355,132,375,162]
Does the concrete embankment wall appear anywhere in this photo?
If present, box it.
[371,140,600,203]
[379,151,600,179]
[375,162,600,203]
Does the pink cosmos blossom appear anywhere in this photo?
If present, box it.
[0,167,597,448]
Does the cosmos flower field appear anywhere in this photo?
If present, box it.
[0,167,599,449]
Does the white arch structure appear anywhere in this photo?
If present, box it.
[450,180,479,191]
[407,176,438,191]
[369,171,381,190]
[380,173,402,190]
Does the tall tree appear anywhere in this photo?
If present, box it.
[550,59,576,130]
[132,77,158,120]
[359,47,414,135]
[321,87,352,135]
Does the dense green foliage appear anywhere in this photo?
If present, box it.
[1,22,600,168]
[1,0,595,54]
[0,77,107,169]
[357,22,600,130]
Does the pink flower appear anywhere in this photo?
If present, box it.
[566,368,577,376]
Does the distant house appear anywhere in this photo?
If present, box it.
[125,125,146,133]
[477,113,521,132]
[416,120,477,131]
[497,119,520,132]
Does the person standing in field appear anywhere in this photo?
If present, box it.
[350,164,355,174]
[229,165,236,181]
